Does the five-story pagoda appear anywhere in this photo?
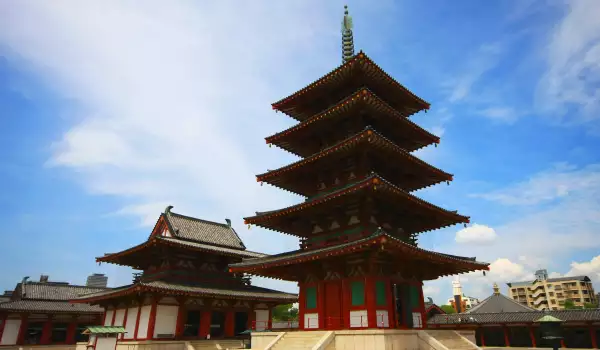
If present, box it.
[230,6,489,331]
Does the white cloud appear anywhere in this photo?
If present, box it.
[472,163,600,206]
[455,223,497,244]
[566,255,600,282]
[1,1,387,290]
[537,0,600,124]
[476,106,519,124]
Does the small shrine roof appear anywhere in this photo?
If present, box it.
[428,309,600,325]
[72,281,297,304]
[465,292,535,314]
[163,209,246,250]
[229,229,488,278]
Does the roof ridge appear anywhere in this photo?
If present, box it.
[169,211,230,228]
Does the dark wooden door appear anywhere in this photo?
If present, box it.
[324,281,342,329]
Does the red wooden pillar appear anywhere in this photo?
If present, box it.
[247,308,255,331]
[110,307,117,326]
[386,279,395,328]
[317,282,325,329]
[418,282,426,329]
[365,277,376,328]
[561,338,566,348]
[16,314,28,345]
[224,311,234,337]
[503,326,511,347]
[267,307,273,330]
[146,298,158,340]
[40,315,53,345]
[132,303,142,340]
[590,325,597,349]
[479,327,485,347]
[199,311,211,338]
[66,317,77,344]
[174,299,186,339]
[120,306,129,340]
[298,284,305,330]
[529,325,537,348]
[341,278,350,329]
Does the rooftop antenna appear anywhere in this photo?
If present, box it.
[342,5,354,63]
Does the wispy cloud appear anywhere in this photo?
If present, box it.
[536,0,600,125]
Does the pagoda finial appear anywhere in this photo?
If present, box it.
[493,283,500,295]
[341,5,355,63]
[164,205,173,215]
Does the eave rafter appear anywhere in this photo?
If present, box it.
[245,174,469,237]
[257,127,452,195]
[266,88,439,156]
[229,230,488,281]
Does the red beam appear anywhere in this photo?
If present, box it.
[16,314,28,345]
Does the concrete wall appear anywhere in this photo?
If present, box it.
[250,332,283,350]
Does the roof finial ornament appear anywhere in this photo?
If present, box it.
[341,5,355,63]
[493,282,500,295]
[164,205,173,214]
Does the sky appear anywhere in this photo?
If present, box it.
[1,0,600,306]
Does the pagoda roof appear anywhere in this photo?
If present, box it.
[266,89,439,156]
[97,235,267,268]
[245,174,469,236]
[0,300,103,314]
[272,51,430,121]
[229,229,488,281]
[71,280,297,304]
[257,127,452,195]
[161,209,246,250]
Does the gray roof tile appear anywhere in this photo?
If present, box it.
[165,211,246,249]
[0,300,103,314]
[18,282,110,301]
[466,293,535,314]
[429,309,600,325]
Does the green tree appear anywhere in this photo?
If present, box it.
[584,302,598,309]
[563,299,582,309]
[440,305,456,314]
[271,304,299,321]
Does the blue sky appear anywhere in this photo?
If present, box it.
[1,0,600,305]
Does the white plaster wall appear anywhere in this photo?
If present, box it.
[123,307,138,340]
[153,305,178,338]
[254,310,269,331]
[350,310,368,328]
[376,310,389,328]
[104,310,115,326]
[412,312,423,328]
[136,305,152,339]
[0,319,21,345]
[113,309,126,327]
[304,313,319,329]
[96,336,117,350]
[88,335,96,346]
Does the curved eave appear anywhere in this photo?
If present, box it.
[96,237,266,267]
[71,283,297,304]
[271,51,430,119]
[230,230,488,275]
[257,127,452,195]
[266,88,439,155]
[245,174,469,236]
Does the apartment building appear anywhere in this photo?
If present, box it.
[507,269,597,310]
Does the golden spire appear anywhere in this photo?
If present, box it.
[493,283,500,295]
[341,5,355,63]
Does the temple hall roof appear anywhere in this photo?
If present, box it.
[163,207,246,249]
[428,309,600,325]
[72,280,297,304]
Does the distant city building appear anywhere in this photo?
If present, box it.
[85,273,108,288]
[507,269,597,310]
[447,279,480,312]
[0,291,12,303]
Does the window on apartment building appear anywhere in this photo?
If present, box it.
[551,300,556,304]
[581,282,587,286]
[549,292,554,296]
[583,290,589,294]
[585,298,590,302]
[547,284,553,288]
[573,291,579,295]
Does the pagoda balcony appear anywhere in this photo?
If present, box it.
[272,52,430,121]
[245,174,469,237]
[258,127,451,196]
[266,88,439,157]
